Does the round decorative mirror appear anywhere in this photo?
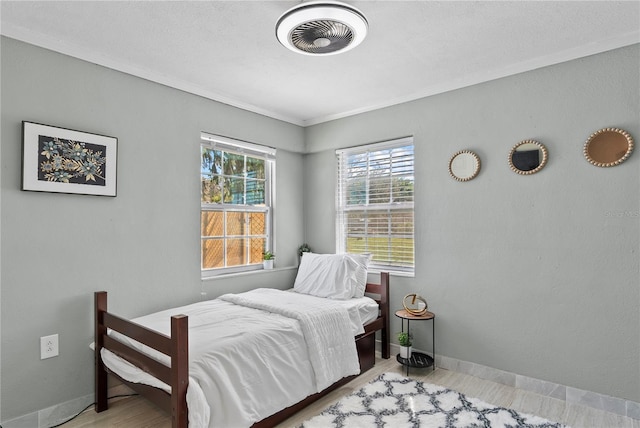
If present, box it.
[448,150,481,182]
[584,127,633,167]
[509,140,548,175]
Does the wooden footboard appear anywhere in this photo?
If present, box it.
[95,292,189,427]
[95,272,390,428]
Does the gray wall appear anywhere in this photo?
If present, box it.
[2,35,639,423]
[0,37,305,421]
[304,44,640,403]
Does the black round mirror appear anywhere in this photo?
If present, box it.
[509,140,548,175]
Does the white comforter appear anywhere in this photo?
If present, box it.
[101,289,366,428]
[219,288,360,392]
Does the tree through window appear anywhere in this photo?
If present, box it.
[201,134,275,277]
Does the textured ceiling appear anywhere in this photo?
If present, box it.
[2,1,639,126]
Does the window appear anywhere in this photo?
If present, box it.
[200,133,275,277]
[336,137,415,276]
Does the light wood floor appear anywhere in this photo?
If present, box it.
[66,356,639,428]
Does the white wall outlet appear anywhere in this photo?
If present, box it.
[40,334,59,359]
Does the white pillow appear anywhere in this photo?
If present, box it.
[293,252,372,299]
[294,253,359,300]
[346,253,372,298]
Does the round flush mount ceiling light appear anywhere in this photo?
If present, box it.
[276,1,368,56]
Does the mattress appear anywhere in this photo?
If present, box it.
[100,289,379,428]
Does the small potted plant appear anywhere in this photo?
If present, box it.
[397,331,413,359]
[298,243,311,263]
[262,251,275,270]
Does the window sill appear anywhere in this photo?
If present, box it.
[201,265,298,282]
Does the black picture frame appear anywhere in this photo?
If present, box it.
[22,121,118,196]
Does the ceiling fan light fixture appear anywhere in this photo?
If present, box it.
[276,1,368,56]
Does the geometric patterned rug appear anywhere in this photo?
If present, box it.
[301,372,568,428]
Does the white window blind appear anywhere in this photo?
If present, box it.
[336,137,415,275]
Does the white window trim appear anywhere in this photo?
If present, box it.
[201,132,276,159]
[200,134,276,278]
[336,136,415,276]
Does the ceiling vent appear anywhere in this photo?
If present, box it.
[276,1,368,56]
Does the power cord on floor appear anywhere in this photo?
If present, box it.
[48,393,139,428]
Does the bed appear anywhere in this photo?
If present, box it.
[94,254,390,428]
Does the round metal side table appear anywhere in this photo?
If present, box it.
[395,309,435,375]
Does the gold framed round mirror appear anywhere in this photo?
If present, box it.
[448,150,480,182]
[584,127,633,167]
[509,140,548,175]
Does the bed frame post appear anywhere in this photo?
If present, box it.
[95,291,109,412]
[380,272,390,359]
[171,315,189,428]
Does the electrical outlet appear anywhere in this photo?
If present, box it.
[40,334,59,359]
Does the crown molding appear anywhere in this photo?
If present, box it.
[3,22,638,129]
[303,30,640,127]
[1,22,306,127]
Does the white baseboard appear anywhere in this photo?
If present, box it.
[387,341,640,420]
[4,344,639,426]
[1,384,133,428]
